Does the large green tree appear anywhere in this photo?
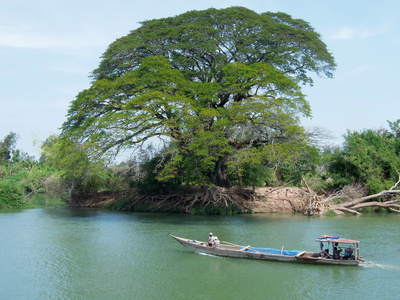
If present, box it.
[63,7,335,187]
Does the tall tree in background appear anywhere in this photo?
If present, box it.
[0,132,18,164]
[63,7,335,187]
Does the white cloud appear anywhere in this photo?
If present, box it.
[0,24,107,50]
[330,27,358,40]
[0,31,59,49]
[344,65,375,77]
[329,23,394,40]
[360,23,393,38]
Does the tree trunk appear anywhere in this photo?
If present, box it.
[211,158,230,187]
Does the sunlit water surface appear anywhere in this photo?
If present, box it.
[1,197,399,299]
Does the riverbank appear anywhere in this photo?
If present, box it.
[67,186,325,215]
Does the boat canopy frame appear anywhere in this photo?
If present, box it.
[316,237,361,260]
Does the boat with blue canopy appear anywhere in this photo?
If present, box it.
[170,234,362,266]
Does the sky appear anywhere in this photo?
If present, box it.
[1,0,399,159]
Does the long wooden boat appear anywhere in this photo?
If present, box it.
[170,235,363,266]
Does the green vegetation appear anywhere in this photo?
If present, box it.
[0,133,63,208]
[2,119,400,211]
[1,7,399,213]
[40,135,126,200]
[323,125,400,194]
[0,132,128,208]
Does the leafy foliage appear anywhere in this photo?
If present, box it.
[40,135,126,200]
[323,122,400,194]
[62,7,335,187]
[276,144,321,184]
[127,154,182,194]
[0,178,25,208]
[0,132,54,208]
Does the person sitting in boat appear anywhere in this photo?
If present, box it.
[343,247,354,260]
[208,233,215,247]
[333,245,343,259]
[208,233,220,247]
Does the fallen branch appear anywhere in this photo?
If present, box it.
[331,209,345,215]
[340,190,400,208]
[331,206,362,216]
[327,185,400,215]
[352,201,400,210]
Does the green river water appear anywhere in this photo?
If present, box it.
[0,195,399,299]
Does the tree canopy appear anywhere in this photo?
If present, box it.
[63,7,335,187]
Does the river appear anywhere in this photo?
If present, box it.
[0,196,399,299]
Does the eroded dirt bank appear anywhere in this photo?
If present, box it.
[67,186,324,215]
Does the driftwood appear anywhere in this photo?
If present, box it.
[326,178,400,215]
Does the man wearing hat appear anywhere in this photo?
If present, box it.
[208,232,214,247]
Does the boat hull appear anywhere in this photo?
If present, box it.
[170,235,360,266]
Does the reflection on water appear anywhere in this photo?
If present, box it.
[0,203,399,299]
[27,193,65,209]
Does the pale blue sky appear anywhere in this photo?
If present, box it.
[1,0,399,158]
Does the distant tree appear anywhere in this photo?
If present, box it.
[388,119,400,138]
[63,7,335,187]
[0,132,18,164]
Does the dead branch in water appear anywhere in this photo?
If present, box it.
[325,181,400,215]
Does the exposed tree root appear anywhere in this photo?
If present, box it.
[66,184,325,215]
[65,180,400,216]
[115,186,259,213]
[325,182,400,215]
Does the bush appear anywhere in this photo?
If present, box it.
[0,178,25,208]
[323,127,400,194]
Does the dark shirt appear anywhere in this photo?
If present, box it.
[333,247,342,259]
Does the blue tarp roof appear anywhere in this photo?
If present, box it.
[241,247,302,256]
